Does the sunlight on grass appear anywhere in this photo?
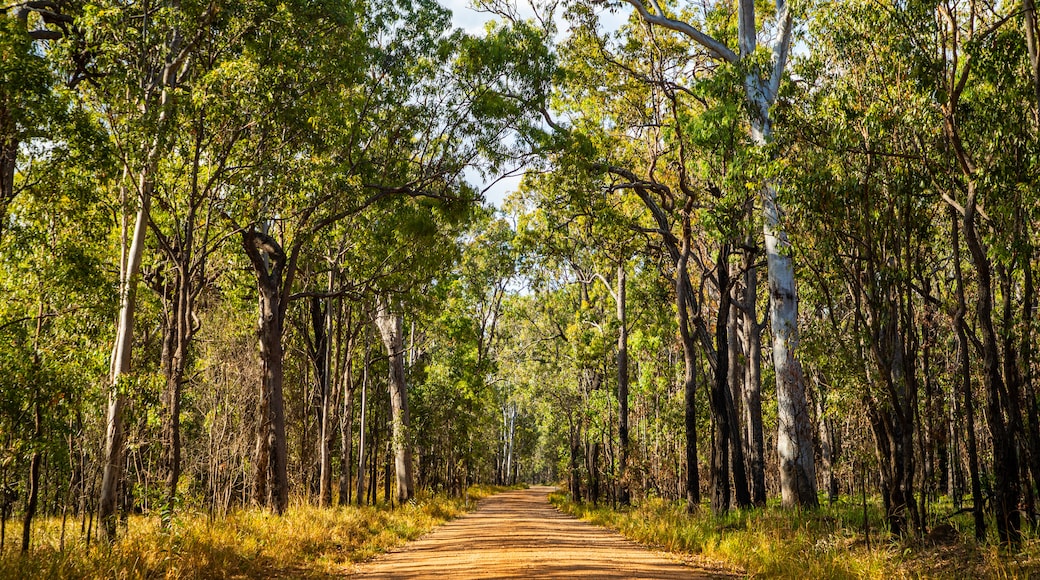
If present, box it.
[550,492,1040,579]
[0,485,509,579]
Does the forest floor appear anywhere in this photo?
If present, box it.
[351,486,731,579]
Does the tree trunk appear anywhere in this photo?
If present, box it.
[569,418,582,501]
[374,296,414,504]
[725,279,751,509]
[814,375,838,505]
[753,117,817,507]
[338,335,355,506]
[99,173,152,540]
[951,209,986,541]
[741,247,767,506]
[310,280,334,507]
[21,405,41,552]
[0,131,16,242]
[242,228,290,514]
[1022,257,1040,528]
[961,185,1020,546]
[709,244,733,515]
[677,235,700,511]
[356,341,369,505]
[157,256,192,525]
[616,262,631,505]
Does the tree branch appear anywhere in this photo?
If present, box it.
[622,0,739,63]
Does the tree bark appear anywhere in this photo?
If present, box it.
[741,247,767,506]
[616,262,631,505]
[753,121,818,508]
[99,171,153,540]
[356,340,369,505]
[374,296,414,504]
[155,245,194,525]
[20,404,41,552]
[951,209,986,541]
[709,244,733,515]
[338,330,355,506]
[0,130,16,242]
[677,235,700,510]
[308,280,334,507]
[961,185,1020,545]
[242,228,290,514]
[725,278,751,509]
[814,375,838,504]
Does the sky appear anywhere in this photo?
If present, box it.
[439,0,629,209]
[442,0,536,209]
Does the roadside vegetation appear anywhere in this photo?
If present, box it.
[552,492,1040,578]
[0,486,506,580]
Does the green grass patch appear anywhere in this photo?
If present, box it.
[550,492,1040,579]
[0,485,513,579]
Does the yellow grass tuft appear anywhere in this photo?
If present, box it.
[0,485,508,579]
[550,492,1040,579]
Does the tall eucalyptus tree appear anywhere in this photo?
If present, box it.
[619,0,818,506]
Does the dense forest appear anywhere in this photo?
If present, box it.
[2,0,1040,575]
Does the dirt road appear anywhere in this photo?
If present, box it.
[351,486,714,579]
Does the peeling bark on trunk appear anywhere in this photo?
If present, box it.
[242,228,290,514]
[753,121,818,509]
[374,296,414,504]
[100,171,153,540]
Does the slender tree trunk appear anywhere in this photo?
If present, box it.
[158,260,191,525]
[374,296,414,504]
[0,130,16,242]
[1022,255,1040,528]
[952,208,986,541]
[725,280,751,509]
[356,340,369,505]
[677,235,700,511]
[742,246,767,506]
[505,404,516,486]
[815,375,838,504]
[313,272,335,506]
[338,335,355,506]
[21,405,41,552]
[616,262,631,505]
[99,171,153,540]
[569,417,582,501]
[961,185,1020,546]
[709,245,732,515]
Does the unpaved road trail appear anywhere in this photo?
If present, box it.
[352,486,716,579]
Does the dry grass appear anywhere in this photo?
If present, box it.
[551,492,1040,579]
[0,485,506,579]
